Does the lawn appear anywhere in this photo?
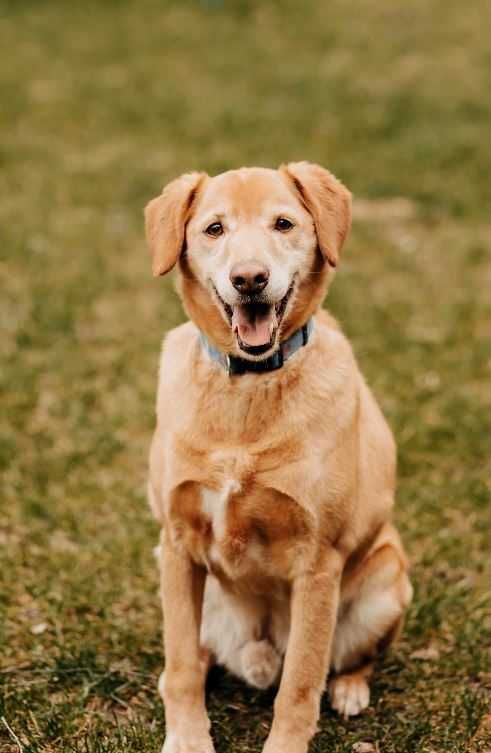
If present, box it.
[0,1,490,751]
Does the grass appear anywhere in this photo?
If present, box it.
[1,0,490,751]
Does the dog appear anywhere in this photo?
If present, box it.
[144,162,412,753]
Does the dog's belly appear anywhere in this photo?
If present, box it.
[168,478,312,584]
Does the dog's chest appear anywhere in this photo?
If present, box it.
[168,472,312,582]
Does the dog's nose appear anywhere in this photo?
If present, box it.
[230,262,270,294]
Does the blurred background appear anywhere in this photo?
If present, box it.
[1,1,490,751]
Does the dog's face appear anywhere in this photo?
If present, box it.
[185,169,319,358]
[145,163,351,359]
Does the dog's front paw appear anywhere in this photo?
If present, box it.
[162,730,216,753]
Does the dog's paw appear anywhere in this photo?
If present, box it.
[329,673,370,718]
[241,639,282,690]
[159,671,215,753]
[162,731,216,753]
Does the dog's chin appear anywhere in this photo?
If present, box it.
[235,327,279,360]
[212,282,295,361]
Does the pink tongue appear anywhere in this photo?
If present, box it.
[232,305,274,347]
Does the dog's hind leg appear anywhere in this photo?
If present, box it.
[239,638,282,690]
[200,576,282,690]
[329,662,374,718]
[329,529,412,717]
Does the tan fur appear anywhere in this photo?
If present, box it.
[145,163,412,753]
[145,171,205,277]
[280,162,352,268]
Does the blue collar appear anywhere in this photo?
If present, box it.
[199,319,314,376]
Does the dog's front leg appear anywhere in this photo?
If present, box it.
[263,548,343,753]
[159,529,215,753]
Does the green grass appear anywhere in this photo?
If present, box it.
[1,1,490,751]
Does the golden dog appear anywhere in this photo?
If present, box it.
[144,162,412,753]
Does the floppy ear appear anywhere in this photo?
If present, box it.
[144,171,206,277]
[280,161,352,268]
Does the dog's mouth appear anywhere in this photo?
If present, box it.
[214,282,295,356]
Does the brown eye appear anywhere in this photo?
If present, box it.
[205,222,223,238]
[274,217,294,232]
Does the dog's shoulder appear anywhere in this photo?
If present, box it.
[161,320,198,355]
[315,309,353,357]
[158,321,198,375]
[154,321,201,412]
[311,310,360,394]
[315,307,342,332]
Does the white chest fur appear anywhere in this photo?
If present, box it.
[200,480,241,565]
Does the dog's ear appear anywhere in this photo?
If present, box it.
[144,171,206,277]
[280,161,352,268]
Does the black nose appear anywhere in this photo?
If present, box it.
[230,261,270,294]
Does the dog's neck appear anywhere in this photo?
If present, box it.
[199,319,314,376]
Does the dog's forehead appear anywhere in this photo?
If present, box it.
[196,167,298,218]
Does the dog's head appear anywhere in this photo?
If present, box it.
[145,162,351,359]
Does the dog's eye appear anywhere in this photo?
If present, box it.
[204,222,224,238]
[274,217,294,232]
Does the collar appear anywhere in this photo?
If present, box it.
[199,318,314,376]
